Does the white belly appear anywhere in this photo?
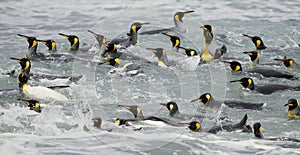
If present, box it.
[23,85,69,101]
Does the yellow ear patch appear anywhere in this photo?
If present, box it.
[174,15,179,21]
[73,38,79,45]
[195,123,201,131]
[137,107,141,114]
[25,61,30,69]
[157,59,167,67]
[162,49,166,55]
[289,60,294,66]
[235,65,241,72]
[259,126,262,133]
[174,39,180,47]
[247,79,252,86]
[169,104,174,110]
[205,94,211,101]
[115,58,120,65]
[31,40,37,49]
[34,102,40,109]
[190,51,195,56]
[114,119,120,125]
[131,25,137,33]
[51,42,56,50]
[254,54,260,62]
[256,40,261,47]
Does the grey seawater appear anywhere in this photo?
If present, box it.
[1,0,300,154]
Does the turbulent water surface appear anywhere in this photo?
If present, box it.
[1,0,300,154]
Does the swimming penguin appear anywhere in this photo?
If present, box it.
[230,77,300,95]
[58,33,80,52]
[213,45,227,59]
[18,99,42,113]
[223,60,296,79]
[88,30,107,50]
[127,22,149,46]
[18,72,69,101]
[243,51,260,65]
[117,104,184,127]
[284,99,300,119]
[38,39,57,52]
[11,55,82,83]
[162,33,181,50]
[275,58,300,70]
[99,57,144,76]
[200,25,214,61]
[17,34,46,59]
[140,11,194,35]
[101,43,152,64]
[178,47,198,56]
[243,34,267,50]
[190,93,265,110]
[160,102,208,120]
[184,114,249,134]
[253,122,300,142]
[146,48,176,67]
[10,55,31,75]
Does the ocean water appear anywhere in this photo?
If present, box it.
[1,0,300,154]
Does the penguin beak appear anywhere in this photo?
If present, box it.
[243,52,252,56]
[230,80,242,84]
[87,30,99,38]
[274,59,285,64]
[10,57,21,63]
[37,40,47,45]
[160,103,167,107]
[243,34,253,39]
[222,61,231,66]
[140,23,150,27]
[146,48,157,53]
[17,34,29,40]
[200,26,207,30]
[117,105,131,110]
[184,10,194,15]
[58,33,69,38]
[191,98,201,103]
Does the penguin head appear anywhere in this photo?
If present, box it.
[162,33,181,49]
[243,34,266,50]
[223,61,242,72]
[184,121,201,132]
[18,72,29,89]
[243,51,259,63]
[92,117,102,128]
[17,34,38,50]
[58,33,79,51]
[160,101,179,116]
[130,22,149,34]
[253,122,263,138]
[179,47,198,56]
[19,99,41,113]
[230,77,254,90]
[88,30,106,49]
[284,99,299,111]
[118,105,144,119]
[99,57,120,67]
[11,55,31,71]
[173,10,194,23]
[201,25,213,33]
[274,58,295,68]
[146,48,167,59]
[38,39,57,51]
[114,118,128,126]
[102,43,117,57]
[191,93,211,105]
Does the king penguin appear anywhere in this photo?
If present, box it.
[191,93,265,110]
[230,77,300,95]
[284,99,300,119]
[200,25,214,61]
[140,11,194,35]
[243,34,267,50]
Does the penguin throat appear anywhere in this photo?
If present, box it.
[201,45,213,61]
[287,111,297,118]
